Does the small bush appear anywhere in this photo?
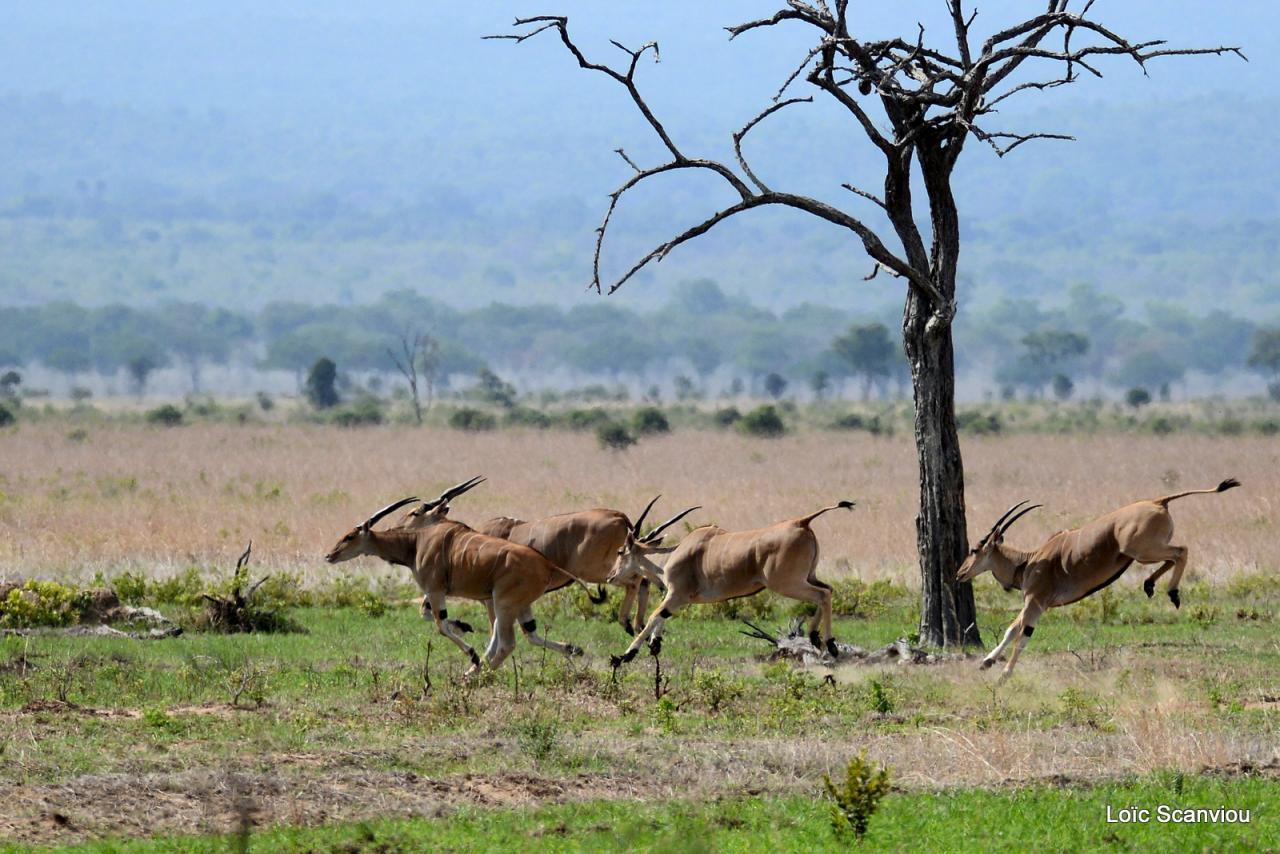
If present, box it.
[449,407,496,432]
[148,568,208,607]
[956,410,1002,435]
[0,580,86,628]
[516,715,562,762]
[256,391,275,411]
[823,751,892,842]
[632,406,671,435]
[1125,387,1152,408]
[562,408,612,431]
[505,406,552,428]
[330,398,384,428]
[738,405,786,437]
[596,421,636,451]
[712,407,742,428]
[693,669,744,714]
[145,404,184,427]
[0,403,14,428]
[831,413,865,431]
[111,571,150,605]
[829,578,898,618]
[708,591,776,621]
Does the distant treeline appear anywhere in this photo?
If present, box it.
[2,279,1278,400]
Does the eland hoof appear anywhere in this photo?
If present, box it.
[979,658,995,670]
[648,636,663,657]
[1143,579,1155,598]
[1169,589,1181,609]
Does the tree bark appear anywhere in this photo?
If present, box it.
[903,145,980,649]
[902,303,979,648]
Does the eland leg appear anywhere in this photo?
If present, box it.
[517,607,583,657]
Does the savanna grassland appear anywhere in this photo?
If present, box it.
[1,421,1277,851]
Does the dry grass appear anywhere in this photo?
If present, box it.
[0,424,1274,583]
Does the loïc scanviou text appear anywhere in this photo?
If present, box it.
[1106,805,1252,824]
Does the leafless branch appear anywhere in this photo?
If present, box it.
[841,183,886,210]
[614,148,641,173]
[496,6,1241,326]
[963,121,1076,157]
[733,96,812,193]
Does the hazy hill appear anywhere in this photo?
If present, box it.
[1,2,1276,317]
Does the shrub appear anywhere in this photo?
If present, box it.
[1125,387,1151,408]
[632,406,670,435]
[516,715,562,762]
[0,580,86,628]
[111,571,150,605]
[738,405,786,437]
[823,751,892,842]
[305,357,340,409]
[330,398,384,427]
[596,421,636,450]
[956,410,1002,435]
[831,413,864,431]
[449,408,496,432]
[829,578,898,617]
[712,407,742,428]
[145,404,184,427]
[505,406,552,428]
[148,567,208,607]
[0,403,14,428]
[255,391,274,411]
[562,408,612,431]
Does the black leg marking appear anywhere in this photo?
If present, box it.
[826,637,839,657]
[438,608,448,621]
[979,658,995,670]
[452,620,474,634]
[1143,578,1155,598]
[521,619,537,634]
[1169,589,1181,609]
[567,644,584,657]
[648,635,662,657]
[468,649,480,667]
[809,629,822,650]
[659,608,672,619]
[623,619,634,636]
[1022,625,1035,637]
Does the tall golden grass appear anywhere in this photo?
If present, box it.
[0,424,1272,584]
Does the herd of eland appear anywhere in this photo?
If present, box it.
[325,475,1240,680]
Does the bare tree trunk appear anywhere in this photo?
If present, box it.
[906,148,980,649]
[903,304,978,648]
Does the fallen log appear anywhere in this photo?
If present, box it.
[741,618,968,667]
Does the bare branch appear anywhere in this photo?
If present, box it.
[494,17,684,160]
[963,121,1075,157]
[614,148,642,173]
[726,7,825,40]
[733,96,813,193]
[864,262,902,281]
[841,183,886,210]
[604,188,945,311]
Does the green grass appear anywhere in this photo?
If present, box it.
[13,775,1275,853]
[1,580,1277,848]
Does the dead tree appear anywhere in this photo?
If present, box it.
[492,2,1242,647]
[388,331,441,425]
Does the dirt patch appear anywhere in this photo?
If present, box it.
[0,766,667,847]
[2,733,1276,847]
